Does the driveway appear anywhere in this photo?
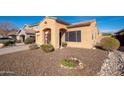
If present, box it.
[0,44,29,55]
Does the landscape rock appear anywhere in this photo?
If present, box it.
[0,43,4,48]
[98,51,124,76]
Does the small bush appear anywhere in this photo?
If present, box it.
[41,44,54,53]
[62,42,67,47]
[16,40,21,43]
[60,59,79,68]
[99,37,120,51]
[24,37,35,44]
[29,44,39,50]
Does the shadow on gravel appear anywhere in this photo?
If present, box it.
[118,46,124,52]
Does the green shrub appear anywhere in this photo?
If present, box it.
[16,40,21,43]
[0,40,16,46]
[29,44,39,50]
[41,44,54,53]
[60,59,79,68]
[102,33,112,36]
[24,37,35,44]
[62,42,67,47]
[99,37,120,51]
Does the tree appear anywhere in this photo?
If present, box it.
[0,21,18,31]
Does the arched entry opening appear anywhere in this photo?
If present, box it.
[43,28,51,44]
[20,34,25,42]
[59,28,67,47]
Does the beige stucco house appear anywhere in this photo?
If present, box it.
[36,17,100,49]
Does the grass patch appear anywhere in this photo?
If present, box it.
[60,59,79,68]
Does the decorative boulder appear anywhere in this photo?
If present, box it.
[0,43,4,48]
[98,51,124,76]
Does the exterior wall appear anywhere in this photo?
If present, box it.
[35,18,57,48]
[66,27,91,48]
[17,29,28,40]
[36,18,68,49]
[0,35,3,38]
[66,22,99,49]
[54,22,67,48]
[35,18,99,49]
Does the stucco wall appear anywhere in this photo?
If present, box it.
[66,22,99,49]
[35,18,99,49]
[36,18,57,48]
[54,22,68,48]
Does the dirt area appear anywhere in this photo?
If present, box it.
[0,48,108,76]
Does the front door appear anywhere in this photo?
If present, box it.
[20,35,25,42]
[44,31,51,44]
[59,31,65,47]
[59,31,62,47]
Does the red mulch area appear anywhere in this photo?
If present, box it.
[0,48,108,76]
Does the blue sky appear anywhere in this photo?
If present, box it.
[0,16,124,32]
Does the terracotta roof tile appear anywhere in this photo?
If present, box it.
[24,29,36,35]
[67,20,96,28]
[0,30,8,36]
[47,17,70,25]
[7,30,17,35]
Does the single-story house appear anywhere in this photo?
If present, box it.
[7,30,17,39]
[36,17,100,49]
[16,24,38,42]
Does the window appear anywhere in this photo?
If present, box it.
[65,32,69,41]
[69,31,76,41]
[65,31,81,42]
[77,31,81,42]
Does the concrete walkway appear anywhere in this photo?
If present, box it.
[0,44,29,56]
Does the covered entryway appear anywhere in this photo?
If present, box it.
[43,28,51,44]
[59,28,66,47]
[20,35,25,42]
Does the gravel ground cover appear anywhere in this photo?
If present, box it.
[0,48,108,76]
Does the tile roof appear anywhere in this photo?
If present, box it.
[24,29,36,35]
[46,17,70,25]
[0,30,8,37]
[46,17,96,27]
[7,30,17,35]
[67,20,96,28]
[0,30,7,35]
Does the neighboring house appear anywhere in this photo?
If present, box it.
[36,17,100,49]
[16,24,38,42]
[0,30,8,37]
[114,28,124,46]
[7,30,17,39]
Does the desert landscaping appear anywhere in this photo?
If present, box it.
[0,48,108,76]
[0,16,124,76]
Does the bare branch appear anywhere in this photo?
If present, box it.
[0,21,17,31]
